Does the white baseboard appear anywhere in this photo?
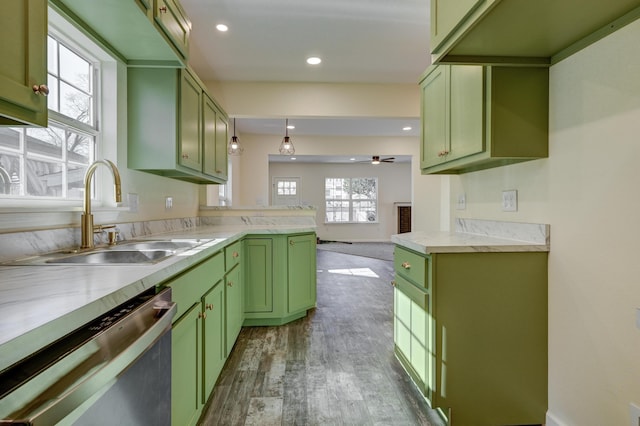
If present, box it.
[546,411,568,426]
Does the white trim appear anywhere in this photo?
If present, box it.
[546,411,568,426]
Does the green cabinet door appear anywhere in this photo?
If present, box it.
[420,65,448,169]
[244,238,273,313]
[225,265,243,355]
[154,0,191,59]
[202,280,225,402]
[394,286,412,362]
[172,302,202,426]
[449,65,484,161]
[214,112,228,178]
[179,70,202,172]
[287,233,317,314]
[0,0,47,126]
[202,94,217,177]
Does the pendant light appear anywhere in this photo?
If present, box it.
[228,118,243,156]
[278,118,295,155]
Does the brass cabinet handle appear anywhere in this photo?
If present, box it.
[159,6,167,13]
[32,84,49,96]
[391,281,397,287]
[182,154,189,159]
[289,240,295,246]
[227,281,233,287]
[437,150,449,157]
[401,261,411,269]
[206,303,214,311]
[232,251,239,258]
[198,311,207,319]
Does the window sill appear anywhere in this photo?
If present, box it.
[324,221,379,225]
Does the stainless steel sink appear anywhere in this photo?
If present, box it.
[111,240,204,251]
[45,250,174,265]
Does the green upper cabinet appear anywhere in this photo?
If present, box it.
[128,67,228,184]
[49,0,190,66]
[430,0,640,65]
[0,0,47,127]
[420,64,548,174]
[287,233,317,314]
[203,94,228,180]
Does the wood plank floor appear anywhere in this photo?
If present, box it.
[199,250,445,426]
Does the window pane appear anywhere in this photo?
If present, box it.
[47,36,58,75]
[60,81,92,124]
[325,178,349,200]
[0,128,21,151]
[67,164,86,199]
[47,73,59,112]
[66,131,93,165]
[60,45,91,92]
[353,200,377,222]
[26,127,64,159]
[25,158,63,197]
[326,200,349,222]
[351,178,377,199]
[0,152,22,195]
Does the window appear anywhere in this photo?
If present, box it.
[0,31,99,199]
[325,177,377,223]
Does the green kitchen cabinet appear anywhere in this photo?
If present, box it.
[287,233,317,314]
[171,301,202,426]
[49,0,189,66]
[127,66,229,184]
[244,233,317,326]
[203,94,228,180]
[202,280,225,402]
[243,237,274,314]
[393,246,548,426]
[430,0,639,65]
[225,264,243,355]
[420,64,548,174]
[0,0,48,127]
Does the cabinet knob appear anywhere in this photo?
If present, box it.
[206,303,214,310]
[437,150,450,157]
[198,311,207,319]
[159,6,167,13]
[233,251,239,258]
[391,281,397,287]
[182,154,189,159]
[227,281,233,287]
[289,240,295,246]
[401,261,411,269]
[32,84,49,96]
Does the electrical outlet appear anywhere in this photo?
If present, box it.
[502,190,518,212]
[128,193,138,213]
[629,403,640,426]
[456,194,466,210]
[165,196,173,210]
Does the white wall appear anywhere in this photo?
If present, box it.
[449,20,640,426]
[269,161,411,241]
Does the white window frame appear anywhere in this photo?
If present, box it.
[324,177,378,224]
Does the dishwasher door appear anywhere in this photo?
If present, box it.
[0,287,176,426]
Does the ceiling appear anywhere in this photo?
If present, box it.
[179,0,431,158]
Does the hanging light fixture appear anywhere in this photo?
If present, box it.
[228,118,243,156]
[278,118,295,155]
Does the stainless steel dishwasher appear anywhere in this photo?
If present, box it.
[0,286,176,426]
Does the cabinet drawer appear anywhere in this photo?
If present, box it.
[225,240,241,271]
[165,251,224,320]
[394,274,429,312]
[394,246,429,289]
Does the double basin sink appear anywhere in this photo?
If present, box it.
[6,239,215,266]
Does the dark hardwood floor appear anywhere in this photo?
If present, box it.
[199,250,444,425]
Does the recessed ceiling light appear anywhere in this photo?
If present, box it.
[306,57,322,65]
[349,158,356,161]
[403,126,412,131]
[216,24,228,32]
[287,124,295,130]
[290,157,296,160]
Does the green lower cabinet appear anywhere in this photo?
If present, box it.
[393,247,548,426]
[244,233,317,326]
[225,264,243,356]
[171,302,202,426]
[202,280,225,402]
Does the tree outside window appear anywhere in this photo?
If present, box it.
[325,177,377,223]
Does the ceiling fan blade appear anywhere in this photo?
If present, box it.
[381,157,395,162]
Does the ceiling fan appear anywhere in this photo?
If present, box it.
[368,155,395,164]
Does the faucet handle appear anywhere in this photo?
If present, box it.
[107,229,119,245]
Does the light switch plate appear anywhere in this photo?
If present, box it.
[629,403,640,426]
[502,190,518,212]
[165,196,173,210]
[128,193,138,213]
[456,193,466,210]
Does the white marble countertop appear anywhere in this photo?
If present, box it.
[391,231,550,254]
[0,224,315,372]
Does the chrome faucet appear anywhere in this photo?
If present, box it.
[81,159,122,249]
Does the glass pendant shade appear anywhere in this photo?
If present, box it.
[279,119,295,155]
[228,118,243,155]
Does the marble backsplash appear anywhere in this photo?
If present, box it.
[455,218,550,245]
[0,210,317,263]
